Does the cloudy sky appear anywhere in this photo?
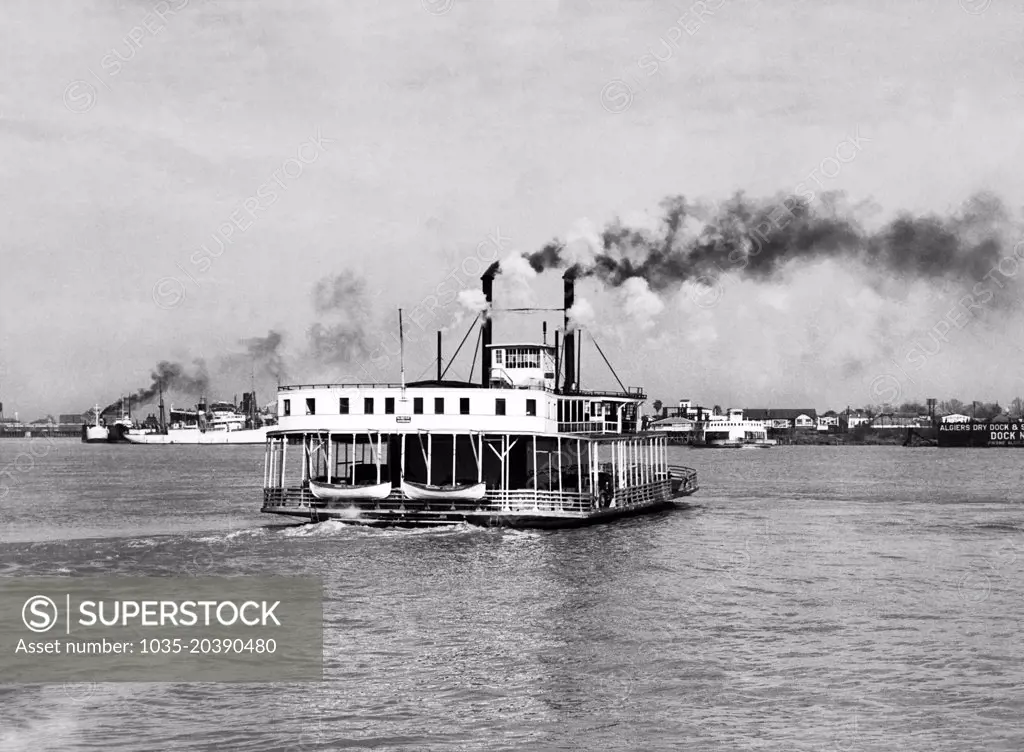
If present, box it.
[2,0,1024,418]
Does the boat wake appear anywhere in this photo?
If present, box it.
[277,519,483,539]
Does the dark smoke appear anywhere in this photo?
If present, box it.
[239,329,287,382]
[525,191,1011,290]
[131,360,211,405]
[307,271,371,364]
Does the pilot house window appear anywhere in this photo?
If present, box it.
[504,347,540,369]
[283,399,291,417]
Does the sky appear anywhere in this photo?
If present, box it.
[2,0,1024,418]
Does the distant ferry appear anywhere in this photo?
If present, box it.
[260,268,699,528]
[698,418,777,448]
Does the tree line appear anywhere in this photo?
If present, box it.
[856,399,1024,421]
[651,398,1024,421]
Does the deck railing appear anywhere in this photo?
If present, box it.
[485,489,594,514]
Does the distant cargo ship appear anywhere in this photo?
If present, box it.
[124,394,275,445]
[937,420,1024,447]
[81,405,109,443]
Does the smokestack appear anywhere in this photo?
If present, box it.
[481,262,499,387]
[437,331,442,382]
[563,271,575,393]
[542,321,547,346]
[158,383,166,434]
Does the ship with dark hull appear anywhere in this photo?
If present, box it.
[937,419,1024,447]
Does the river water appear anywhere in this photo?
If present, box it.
[0,438,1021,751]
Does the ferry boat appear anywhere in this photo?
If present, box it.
[698,414,776,448]
[260,268,699,528]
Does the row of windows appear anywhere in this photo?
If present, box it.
[494,347,542,369]
[283,397,538,417]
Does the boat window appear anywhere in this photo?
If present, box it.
[283,399,290,417]
[526,399,536,417]
[434,397,444,414]
[414,397,423,414]
[305,398,315,416]
[339,398,349,414]
[494,349,503,365]
[385,397,395,415]
[496,398,506,416]
[460,397,470,415]
[364,397,374,414]
[505,347,540,369]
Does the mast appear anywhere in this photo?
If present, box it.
[399,308,406,395]
[158,382,166,434]
[250,361,257,427]
[436,331,442,382]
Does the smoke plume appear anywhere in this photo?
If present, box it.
[306,271,371,364]
[525,191,1013,292]
[128,360,211,405]
[240,330,287,382]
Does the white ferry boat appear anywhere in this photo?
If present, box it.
[261,268,699,528]
[696,411,777,448]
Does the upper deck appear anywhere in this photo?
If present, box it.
[274,379,644,436]
[276,267,648,437]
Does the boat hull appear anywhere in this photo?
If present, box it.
[124,427,270,444]
[81,425,109,443]
[263,472,699,529]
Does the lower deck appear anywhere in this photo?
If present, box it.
[261,429,698,528]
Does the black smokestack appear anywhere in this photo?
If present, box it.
[563,270,575,393]
[481,262,499,386]
[523,191,1011,294]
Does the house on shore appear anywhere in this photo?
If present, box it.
[743,408,819,430]
[648,416,698,441]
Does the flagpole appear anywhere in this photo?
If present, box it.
[399,308,406,396]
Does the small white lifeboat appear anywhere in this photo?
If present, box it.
[400,479,487,502]
[309,480,393,501]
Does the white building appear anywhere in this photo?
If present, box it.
[941,413,972,423]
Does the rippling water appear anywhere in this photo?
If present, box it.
[1,438,1022,750]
